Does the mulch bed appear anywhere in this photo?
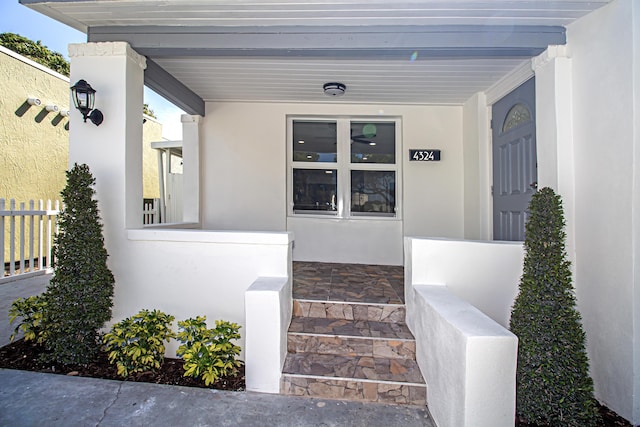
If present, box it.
[0,339,244,391]
[0,339,632,426]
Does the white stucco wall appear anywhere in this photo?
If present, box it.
[406,237,523,328]
[462,93,491,240]
[201,102,463,264]
[562,0,639,422]
[245,276,292,393]
[67,43,294,365]
[405,237,519,427]
[634,2,640,423]
[533,46,577,269]
[126,229,292,355]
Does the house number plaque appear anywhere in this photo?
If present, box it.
[409,149,441,161]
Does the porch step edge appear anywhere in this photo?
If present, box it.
[282,373,426,388]
[288,332,414,342]
[294,298,405,308]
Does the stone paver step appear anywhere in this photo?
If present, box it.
[283,353,424,384]
[287,333,416,359]
[293,299,405,323]
[281,374,427,407]
[288,316,413,340]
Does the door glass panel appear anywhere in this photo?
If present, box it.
[293,169,337,213]
[351,170,395,216]
[350,122,395,164]
[293,121,337,162]
[502,103,531,133]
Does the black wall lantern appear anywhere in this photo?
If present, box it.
[71,79,104,126]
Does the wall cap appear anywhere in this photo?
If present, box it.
[69,42,146,70]
[531,45,569,71]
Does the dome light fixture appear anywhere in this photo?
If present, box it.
[323,82,346,97]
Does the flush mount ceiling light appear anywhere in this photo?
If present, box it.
[323,82,346,97]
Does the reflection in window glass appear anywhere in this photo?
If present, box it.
[351,170,395,216]
[351,122,395,164]
[293,121,337,162]
[293,169,337,213]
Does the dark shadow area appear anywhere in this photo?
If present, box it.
[34,109,50,123]
[14,101,32,117]
[51,114,64,127]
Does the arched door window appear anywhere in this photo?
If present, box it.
[502,103,531,133]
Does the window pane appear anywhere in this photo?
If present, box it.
[293,121,337,162]
[351,170,395,216]
[293,169,337,212]
[502,103,531,133]
[351,122,395,164]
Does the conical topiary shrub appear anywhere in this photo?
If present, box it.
[42,163,114,365]
[509,187,598,427]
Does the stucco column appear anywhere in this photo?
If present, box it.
[462,92,491,240]
[68,42,146,236]
[532,46,576,261]
[181,114,201,224]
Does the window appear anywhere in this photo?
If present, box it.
[288,117,400,218]
[293,169,337,213]
[502,103,531,133]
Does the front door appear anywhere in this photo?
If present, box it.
[492,78,537,241]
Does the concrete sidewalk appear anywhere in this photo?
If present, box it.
[0,369,434,427]
[0,275,435,426]
[0,274,50,347]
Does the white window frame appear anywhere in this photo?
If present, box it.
[287,116,402,220]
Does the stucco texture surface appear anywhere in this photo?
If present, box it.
[1,49,162,262]
[142,117,162,199]
[0,51,69,203]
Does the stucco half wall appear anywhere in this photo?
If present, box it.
[405,237,522,427]
[125,229,293,356]
[406,237,523,328]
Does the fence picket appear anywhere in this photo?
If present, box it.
[38,200,44,270]
[29,200,35,272]
[143,198,161,225]
[20,202,26,274]
[0,199,4,270]
[9,199,15,276]
[1,198,60,281]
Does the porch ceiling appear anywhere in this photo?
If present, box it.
[21,0,612,114]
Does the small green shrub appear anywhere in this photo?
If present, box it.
[176,316,241,386]
[42,163,115,365]
[510,187,598,427]
[103,309,175,377]
[8,295,47,344]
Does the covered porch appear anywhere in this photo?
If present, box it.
[19,0,640,426]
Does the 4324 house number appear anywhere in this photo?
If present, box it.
[409,149,441,161]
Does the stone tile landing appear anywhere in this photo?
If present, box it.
[281,262,426,406]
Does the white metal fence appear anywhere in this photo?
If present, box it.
[143,198,161,225]
[1,199,60,282]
